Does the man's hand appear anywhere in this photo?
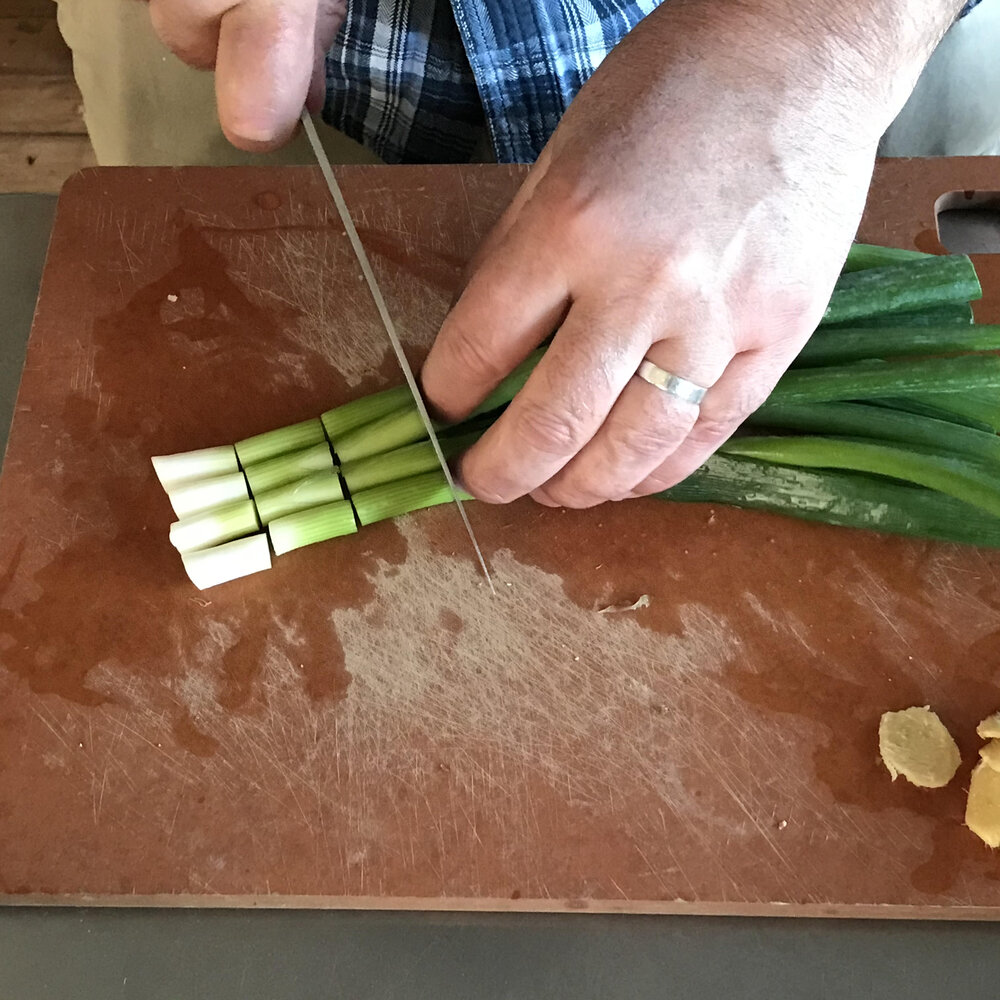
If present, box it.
[421,0,963,508]
[146,0,346,149]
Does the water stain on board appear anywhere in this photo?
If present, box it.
[0,209,409,718]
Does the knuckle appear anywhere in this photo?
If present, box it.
[441,317,509,387]
[511,398,589,458]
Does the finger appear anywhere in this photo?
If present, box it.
[215,0,317,150]
[627,348,792,497]
[148,0,228,68]
[531,336,731,508]
[421,213,569,424]
[455,302,653,504]
[307,0,345,111]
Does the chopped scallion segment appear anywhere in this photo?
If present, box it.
[254,471,344,524]
[169,498,260,553]
[341,432,480,494]
[334,405,429,463]
[235,418,327,467]
[152,445,239,489]
[351,470,473,526]
[321,385,413,442]
[268,500,357,555]
[243,442,334,496]
[181,533,272,590]
[167,470,250,519]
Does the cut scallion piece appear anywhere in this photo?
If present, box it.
[181,533,272,590]
[768,355,1000,406]
[658,454,1000,549]
[254,471,344,524]
[268,500,357,555]
[243,442,334,496]
[169,498,260,553]
[167,470,250,519]
[351,470,473,526]
[152,445,239,489]
[235,418,327,467]
[720,436,1000,519]
[340,431,480,494]
[793,324,1000,368]
[822,255,981,326]
[321,385,414,442]
[334,405,429,463]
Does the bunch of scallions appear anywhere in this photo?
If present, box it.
[153,243,1000,590]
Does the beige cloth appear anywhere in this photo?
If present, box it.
[55,0,379,166]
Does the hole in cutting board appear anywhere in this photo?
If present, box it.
[935,191,1000,254]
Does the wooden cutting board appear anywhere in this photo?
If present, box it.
[2,159,1000,916]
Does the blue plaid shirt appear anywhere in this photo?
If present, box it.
[323,0,986,166]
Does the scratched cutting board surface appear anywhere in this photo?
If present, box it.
[2,159,1000,915]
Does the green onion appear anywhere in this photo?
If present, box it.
[748,401,1000,465]
[351,470,473,526]
[819,303,975,330]
[166,470,250,519]
[243,442,334,496]
[341,431,480,494]
[181,533,272,590]
[842,243,931,273]
[268,500,357,555]
[321,385,414,442]
[793,324,1000,368]
[720,436,1000,519]
[169,498,260,553]
[253,471,345,524]
[768,355,1000,406]
[917,391,1000,434]
[333,405,429,463]
[869,398,995,433]
[466,349,546,420]
[152,445,239,489]
[658,453,1000,549]
[235,418,327,467]
[822,255,981,326]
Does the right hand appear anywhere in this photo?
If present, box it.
[145,0,346,150]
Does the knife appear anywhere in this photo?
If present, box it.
[300,112,495,592]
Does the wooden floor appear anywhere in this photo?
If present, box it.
[0,0,95,193]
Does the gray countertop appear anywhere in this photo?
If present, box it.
[2,192,999,1000]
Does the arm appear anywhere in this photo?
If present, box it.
[420,0,967,507]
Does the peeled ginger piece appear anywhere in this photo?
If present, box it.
[977,712,1000,740]
[966,762,1000,848]
[980,740,1000,772]
[878,706,961,788]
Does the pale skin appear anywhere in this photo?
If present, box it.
[147,0,965,506]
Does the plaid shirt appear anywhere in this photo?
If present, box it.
[323,0,987,166]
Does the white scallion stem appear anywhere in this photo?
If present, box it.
[254,471,345,524]
[167,471,250,519]
[243,442,335,496]
[181,533,273,590]
[235,418,327,467]
[268,501,357,555]
[152,445,239,490]
[169,498,260,553]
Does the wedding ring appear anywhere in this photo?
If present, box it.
[635,359,708,406]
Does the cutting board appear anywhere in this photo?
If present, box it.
[2,159,1000,916]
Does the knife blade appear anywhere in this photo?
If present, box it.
[300,112,495,593]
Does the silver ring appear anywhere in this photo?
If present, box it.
[635,359,708,406]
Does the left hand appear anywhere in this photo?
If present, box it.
[419,1,903,507]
